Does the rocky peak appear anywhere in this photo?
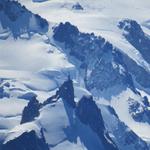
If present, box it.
[21,96,40,124]
[1,130,49,150]
[76,96,118,150]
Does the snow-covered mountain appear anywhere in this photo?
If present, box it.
[0,0,150,150]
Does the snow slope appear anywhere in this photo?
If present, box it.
[19,0,150,72]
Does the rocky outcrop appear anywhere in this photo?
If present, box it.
[72,3,83,10]
[43,77,76,108]
[18,92,37,101]
[58,76,76,108]
[0,86,9,98]
[0,0,48,39]
[128,98,150,124]
[100,105,149,150]
[118,19,150,64]
[53,22,79,46]
[21,96,40,124]
[1,130,49,150]
[76,96,118,150]
[53,22,135,97]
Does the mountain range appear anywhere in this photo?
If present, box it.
[0,0,150,150]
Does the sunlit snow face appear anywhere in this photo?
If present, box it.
[0,34,73,72]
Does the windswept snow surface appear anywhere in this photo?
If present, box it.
[0,34,73,71]
[0,98,27,117]
[0,30,75,97]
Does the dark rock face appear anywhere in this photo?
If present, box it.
[76,96,118,150]
[58,77,76,108]
[53,21,150,93]
[107,105,118,118]
[42,77,76,108]
[42,94,59,106]
[53,22,79,45]
[34,14,48,33]
[53,22,135,96]
[118,19,150,64]
[128,98,150,124]
[121,123,149,150]
[0,0,48,39]
[76,96,105,132]
[1,130,49,150]
[0,86,4,98]
[3,82,10,88]
[21,96,40,124]
[122,53,150,89]
[86,52,134,93]
[72,3,83,10]
[18,92,37,101]
[0,86,9,98]
[123,128,149,150]
[143,96,150,107]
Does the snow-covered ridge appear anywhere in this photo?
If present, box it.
[0,0,48,39]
